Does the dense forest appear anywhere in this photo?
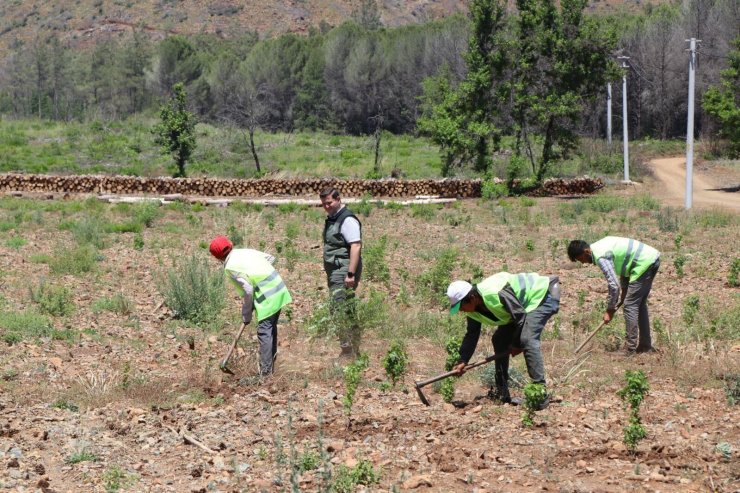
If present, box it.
[0,0,737,163]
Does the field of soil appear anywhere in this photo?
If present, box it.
[0,171,738,492]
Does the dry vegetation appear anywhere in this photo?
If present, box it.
[0,183,738,492]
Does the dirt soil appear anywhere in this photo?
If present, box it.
[648,157,740,212]
[0,177,738,492]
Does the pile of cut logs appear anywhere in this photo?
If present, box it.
[0,173,603,198]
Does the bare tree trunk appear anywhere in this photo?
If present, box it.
[246,127,261,174]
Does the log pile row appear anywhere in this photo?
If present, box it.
[522,176,605,197]
[0,173,603,198]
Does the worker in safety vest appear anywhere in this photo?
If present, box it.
[567,237,660,354]
[448,272,560,408]
[209,236,292,377]
[320,187,363,359]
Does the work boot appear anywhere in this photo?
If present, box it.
[487,386,520,405]
[535,393,551,411]
[636,346,658,354]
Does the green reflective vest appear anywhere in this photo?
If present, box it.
[590,236,660,282]
[323,206,361,268]
[224,249,292,321]
[465,272,551,327]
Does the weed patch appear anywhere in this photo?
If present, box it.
[29,281,75,317]
[49,245,99,275]
[158,254,225,329]
[91,294,134,316]
[363,235,390,285]
[0,309,53,344]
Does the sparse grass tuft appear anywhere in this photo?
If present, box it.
[91,293,134,316]
[67,450,98,464]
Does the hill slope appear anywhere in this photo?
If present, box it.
[0,0,467,51]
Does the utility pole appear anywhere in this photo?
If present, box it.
[607,83,613,147]
[618,56,630,182]
[685,38,699,210]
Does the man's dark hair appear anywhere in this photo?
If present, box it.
[567,240,590,261]
[319,187,340,200]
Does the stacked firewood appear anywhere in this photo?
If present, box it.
[0,173,603,198]
[539,176,605,196]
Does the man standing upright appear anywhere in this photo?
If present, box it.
[320,187,362,359]
[567,236,661,355]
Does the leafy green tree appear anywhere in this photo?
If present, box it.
[418,0,509,176]
[703,37,740,157]
[509,0,618,182]
[155,36,203,98]
[153,83,197,178]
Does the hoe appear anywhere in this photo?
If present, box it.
[574,301,624,354]
[219,322,249,375]
[414,352,511,406]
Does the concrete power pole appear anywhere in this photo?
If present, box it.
[685,38,699,210]
[607,83,613,147]
[618,56,630,182]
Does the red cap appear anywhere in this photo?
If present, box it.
[209,236,233,260]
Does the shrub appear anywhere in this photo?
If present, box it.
[673,254,687,278]
[708,302,740,340]
[482,180,509,199]
[305,289,388,347]
[70,216,108,248]
[410,204,437,220]
[724,374,740,406]
[438,335,462,403]
[50,245,98,275]
[655,207,680,232]
[0,309,53,343]
[29,281,75,317]
[521,383,548,427]
[683,295,700,325]
[617,370,649,453]
[133,233,144,250]
[330,459,380,493]
[728,258,740,287]
[382,340,408,386]
[158,253,225,328]
[363,235,390,285]
[133,202,160,228]
[342,353,369,420]
[415,248,456,307]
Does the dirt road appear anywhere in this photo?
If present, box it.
[649,156,740,212]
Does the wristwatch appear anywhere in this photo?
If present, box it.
[347,272,355,278]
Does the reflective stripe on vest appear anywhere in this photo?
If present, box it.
[465,273,514,327]
[590,236,660,282]
[508,272,550,312]
[224,249,292,321]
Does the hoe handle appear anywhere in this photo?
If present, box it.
[220,322,248,369]
[414,352,510,389]
[574,301,624,354]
